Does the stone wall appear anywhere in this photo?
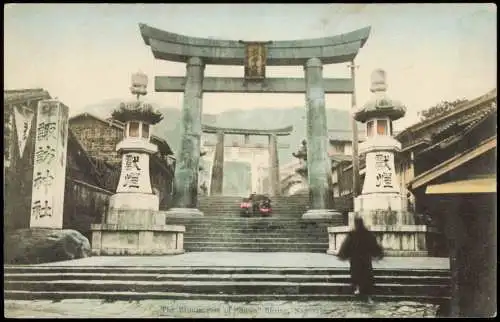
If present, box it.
[63,179,113,241]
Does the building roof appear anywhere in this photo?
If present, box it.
[69,112,173,155]
[424,176,496,195]
[396,88,497,147]
[4,88,51,105]
[407,135,497,191]
[329,154,353,164]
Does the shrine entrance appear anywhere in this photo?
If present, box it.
[199,124,293,196]
[139,23,371,218]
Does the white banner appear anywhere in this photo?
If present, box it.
[13,105,35,158]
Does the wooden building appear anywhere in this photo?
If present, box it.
[400,89,497,317]
[68,113,176,209]
[331,88,496,316]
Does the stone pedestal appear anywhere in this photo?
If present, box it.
[327,207,433,256]
[108,193,159,211]
[328,224,431,257]
[91,209,185,256]
[91,224,185,256]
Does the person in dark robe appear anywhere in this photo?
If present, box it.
[337,217,384,303]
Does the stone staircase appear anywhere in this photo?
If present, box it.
[4,265,451,304]
[167,194,342,253]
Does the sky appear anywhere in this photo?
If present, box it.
[4,3,497,130]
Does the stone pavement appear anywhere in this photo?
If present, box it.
[5,299,439,318]
[36,252,449,269]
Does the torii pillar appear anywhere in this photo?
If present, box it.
[210,130,224,195]
[302,58,341,220]
[268,133,280,196]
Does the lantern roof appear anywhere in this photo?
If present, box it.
[354,69,406,123]
[112,71,163,124]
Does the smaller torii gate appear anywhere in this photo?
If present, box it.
[201,124,293,196]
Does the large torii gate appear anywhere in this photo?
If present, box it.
[201,124,293,197]
[139,23,371,218]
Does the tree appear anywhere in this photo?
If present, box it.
[418,98,468,121]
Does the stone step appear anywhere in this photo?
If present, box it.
[184,243,328,254]
[4,266,451,277]
[3,290,449,303]
[167,217,317,222]
[182,232,328,239]
[182,231,328,238]
[182,245,328,251]
[166,218,339,224]
[183,237,329,243]
[183,225,329,230]
[198,210,307,213]
[178,224,333,230]
[4,273,448,284]
[4,280,450,297]
[183,239,329,244]
[183,222,334,233]
[197,210,307,215]
[182,246,328,253]
[198,206,308,210]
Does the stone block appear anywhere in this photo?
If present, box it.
[91,224,185,256]
[354,193,404,212]
[327,224,432,257]
[106,209,164,226]
[108,193,159,211]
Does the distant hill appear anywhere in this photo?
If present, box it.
[79,100,361,164]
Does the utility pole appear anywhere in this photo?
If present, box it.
[348,61,361,197]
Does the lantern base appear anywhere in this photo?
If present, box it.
[164,208,204,219]
[355,193,404,212]
[301,209,342,220]
[109,193,159,211]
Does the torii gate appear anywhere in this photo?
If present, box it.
[201,124,293,197]
[139,23,371,218]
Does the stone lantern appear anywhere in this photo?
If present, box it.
[354,69,406,210]
[109,71,164,211]
[327,69,431,257]
[90,71,185,256]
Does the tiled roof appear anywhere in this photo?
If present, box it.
[396,89,497,144]
[329,154,353,163]
[4,88,51,104]
[69,112,174,155]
